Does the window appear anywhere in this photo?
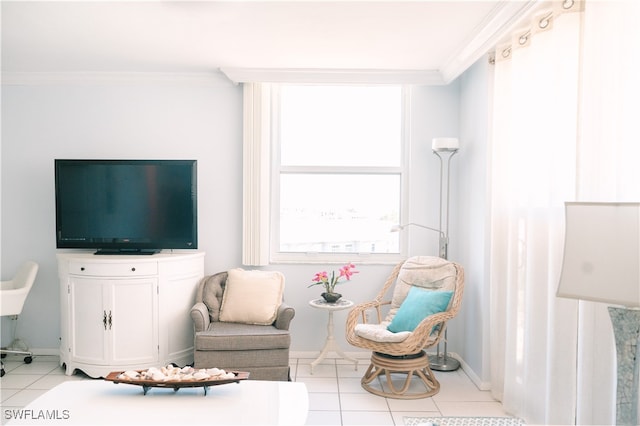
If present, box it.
[270,85,408,263]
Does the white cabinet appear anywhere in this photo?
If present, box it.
[68,277,158,367]
[58,252,204,378]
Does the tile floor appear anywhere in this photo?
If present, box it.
[1,354,511,426]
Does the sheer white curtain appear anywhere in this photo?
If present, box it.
[489,6,581,424]
[574,1,640,424]
[489,0,640,424]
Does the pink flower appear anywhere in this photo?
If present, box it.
[309,264,358,293]
[313,271,329,282]
[339,263,358,280]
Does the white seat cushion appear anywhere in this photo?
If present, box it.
[354,323,411,343]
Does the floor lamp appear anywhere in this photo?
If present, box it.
[429,137,460,371]
[557,202,640,426]
[392,137,460,371]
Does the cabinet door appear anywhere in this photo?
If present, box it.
[69,278,108,365]
[161,270,201,361]
[108,278,159,365]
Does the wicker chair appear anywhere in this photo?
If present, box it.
[345,256,464,399]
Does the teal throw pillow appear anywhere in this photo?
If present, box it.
[387,287,453,333]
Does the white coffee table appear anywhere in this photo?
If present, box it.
[6,379,308,425]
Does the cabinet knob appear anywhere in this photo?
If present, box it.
[80,267,85,271]
[131,267,136,272]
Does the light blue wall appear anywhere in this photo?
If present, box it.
[454,55,493,384]
[1,79,245,350]
[0,74,470,363]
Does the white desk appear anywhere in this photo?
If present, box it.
[308,298,358,373]
[6,379,308,425]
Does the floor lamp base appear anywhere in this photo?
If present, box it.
[608,306,640,426]
[428,354,460,372]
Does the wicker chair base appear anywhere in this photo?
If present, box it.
[360,351,440,399]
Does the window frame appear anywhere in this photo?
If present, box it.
[268,84,411,265]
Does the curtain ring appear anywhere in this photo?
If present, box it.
[563,0,575,9]
[539,13,552,29]
[519,32,529,45]
[502,47,512,59]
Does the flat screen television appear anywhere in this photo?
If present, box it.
[55,159,197,255]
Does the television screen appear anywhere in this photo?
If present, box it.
[55,159,197,254]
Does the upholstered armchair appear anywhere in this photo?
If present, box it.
[190,269,295,381]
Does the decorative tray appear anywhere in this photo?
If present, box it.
[105,370,249,396]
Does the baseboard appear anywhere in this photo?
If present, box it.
[425,351,491,391]
[22,348,60,357]
[453,353,491,391]
[290,350,371,360]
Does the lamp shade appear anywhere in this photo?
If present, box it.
[432,137,459,151]
[557,202,640,308]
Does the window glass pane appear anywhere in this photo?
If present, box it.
[279,174,400,253]
[280,85,402,167]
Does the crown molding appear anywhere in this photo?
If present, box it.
[1,71,233,86]
[220,67,446,85]
[2,2,541,88]
[441,0,541,83]
[223,2,542,86]
[2,68,446,87]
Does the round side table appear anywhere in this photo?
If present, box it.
[308,298,358,374]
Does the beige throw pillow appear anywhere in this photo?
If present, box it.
[219,268,285,325]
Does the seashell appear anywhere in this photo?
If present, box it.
[206,368,223,376]
[151,371,166,381]
[123,365,239,383]
[123,370,140,379]
[193,371,210,380]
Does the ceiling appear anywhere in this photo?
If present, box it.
[1,1,538,85]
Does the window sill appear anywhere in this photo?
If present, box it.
[269,252,405,265]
